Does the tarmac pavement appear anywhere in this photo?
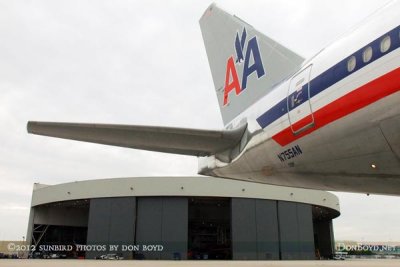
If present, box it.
[0,259,400,267]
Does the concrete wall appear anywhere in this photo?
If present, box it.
[25,208,35,248]
[31,177,340,213]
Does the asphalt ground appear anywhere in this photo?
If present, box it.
[0,259,400,267]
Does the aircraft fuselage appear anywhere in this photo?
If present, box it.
[199,2,400,195]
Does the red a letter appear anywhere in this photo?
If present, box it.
[223,56,241,106]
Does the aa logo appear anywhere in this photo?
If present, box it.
[223,28,265,106]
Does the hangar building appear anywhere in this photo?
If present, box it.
[27,176,339,260]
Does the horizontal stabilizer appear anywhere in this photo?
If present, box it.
[27,121,246,156]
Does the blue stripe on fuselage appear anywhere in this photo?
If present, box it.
[257,25,400,129]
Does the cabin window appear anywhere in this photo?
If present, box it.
[363,46,373,63]
[380,36,391,53]
[347,56,356,72]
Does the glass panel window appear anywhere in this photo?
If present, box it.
[380,36,391,53]
[347,56,356,72]
[363,46,373,63]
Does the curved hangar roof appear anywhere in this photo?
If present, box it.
[31,176,340,214]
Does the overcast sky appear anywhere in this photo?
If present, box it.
[0,0,399,242]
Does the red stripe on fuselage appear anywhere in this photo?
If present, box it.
[272,67,400,146]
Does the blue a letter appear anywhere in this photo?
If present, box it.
[241,37,265,90]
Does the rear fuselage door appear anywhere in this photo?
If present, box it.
[287,65,314,135]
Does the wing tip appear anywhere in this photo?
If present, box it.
[27,121,35,134]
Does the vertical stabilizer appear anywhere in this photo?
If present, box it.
[200,3,304,126]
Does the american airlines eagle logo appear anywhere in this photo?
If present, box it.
[223,28,266,106]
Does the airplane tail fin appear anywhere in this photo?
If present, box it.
[200,3,304,126]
